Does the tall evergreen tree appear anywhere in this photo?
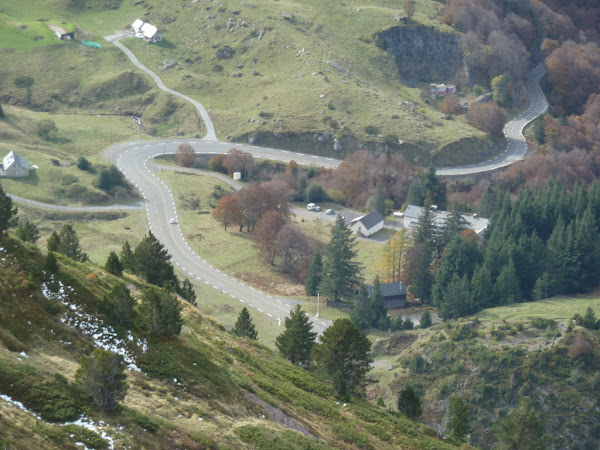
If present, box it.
[438,274,473,320]
[319,216,363,301]
[0,183,18,234]
[438,204,468,251]
[178,278,197,306]
[104,251,123,276]
[370,276,388,329]
[76,348,128,412]
[351,284,374,330]
[139,287,183,337]
[57,224,87,262]
[419,308,432,328]
[493,398,545,450]
[397,384,422,420]
[411,242,434,303]
[275,304,317,366]
[311,318,372,398]
[447,395,470,442]
[232,307,258,340]
[304,250,323,296]
[47,231,60,252]
[470,264,494,309]
[119,241,134,271]
[16,220,40,243]
[103,282,135,327]
[45,251,58,274]
[133,232,177,287]
[494,259,522,304]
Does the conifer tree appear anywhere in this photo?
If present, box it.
[178,278,197,306]
[57,224,87,262]
[351,284,374,330]
[304,250,323,296]
[133,232,177,287]
[105,251,123,276]
[45,251,58,274]
[448,395,470,442]
[397,384,422,419]
[370,276,388,329]
[438,274,473,320]
[493,398,545,450]
[470,264,494,308]
[139,287,183,337]
[419,308,432,328]
[275,304,317,366]
[47,231,60,252]
[103,282,135,327]
[0,183,17,234]
[438,204,468,251]
[76,348,128,412]
[319,215,363,301]
[16,220,40,243]
[494,259,522,304]
[232,307,258,340]
[119,241,134,271]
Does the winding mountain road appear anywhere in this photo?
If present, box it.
[436,63,548,176]
[9,34,548,334]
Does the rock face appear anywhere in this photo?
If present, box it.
[378,26,465,86]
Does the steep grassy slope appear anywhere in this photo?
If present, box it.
[0,235,460,449]
[0,0,487,163]
[370,298,600,448]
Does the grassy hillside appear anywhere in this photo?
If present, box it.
[370,297,600,448]
[0,235,460,449]
[0,0,487,163]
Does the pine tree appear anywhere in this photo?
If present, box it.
[139,287,183,337]
[76,348,128,412]
[103,282,135,327]
[45,251,58,274]
[57,224,87,262]
[178,278,197,306]
[397,384,422,419]
[47,231,60,252]
[304,250,323,296]
[411,242,434,303]
[319,216,363,301]
[493,398,545,450]
[275,304,317,366]
[447,395,470,442]
[351,284,374,330]
[470,264,493,309]
[494,259,522,304]
[119,241,134,270]
[438,274,473,320]
[370,276,388,328]
[438,204,468,251]
[133,232,177,287]
[105,251,123,276]
[232,307,258,340]
[311,318,372,398]
[419,308,432,328]
[0,183,18,234]
[16,220,40,243]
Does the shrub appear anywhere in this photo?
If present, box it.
[61,425,108,449]
[452,324,479,341]
[124,408,161,433]
[531,318,556,329]
[76,156,92,171]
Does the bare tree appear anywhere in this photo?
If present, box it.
[439,94,463,114]
[276,224,312,277]
[254,211,285,265]
[176,144,196,167]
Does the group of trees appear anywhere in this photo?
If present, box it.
[428,179,600,320]
[0,184,18,235]
[209,149,255,181]
[47,224,89,262]
[117,232,196,305]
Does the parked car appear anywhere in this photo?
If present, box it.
[307,203,316,211]
[326,208,335,215]
[170,218,177,224]
[315,206,322,211]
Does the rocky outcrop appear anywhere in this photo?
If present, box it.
[377,26,466,86]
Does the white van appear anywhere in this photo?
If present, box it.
[307,203,316,211]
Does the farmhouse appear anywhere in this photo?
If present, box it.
[403,204,489,235]
[367,282,407,309]
[350,210,384,237]
[1,151,30,178]
[131,19,163,43]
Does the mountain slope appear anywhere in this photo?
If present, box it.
[0,235,459,449]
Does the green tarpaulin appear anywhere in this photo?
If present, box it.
[81,40,102,49]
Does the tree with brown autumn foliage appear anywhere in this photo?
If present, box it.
[176,144,196,167]
[253,210,285,265]
[212,194,243,231]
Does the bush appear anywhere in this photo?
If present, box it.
[61,425,108,449]
[452,324,480,341]
[531,318,556,329]
[124,408,161,433]
[36,119,58,140]
[76,156,92,171]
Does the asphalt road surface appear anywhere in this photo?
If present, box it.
[436,63,548,176]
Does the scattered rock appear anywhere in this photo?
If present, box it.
[161,61,178,72]
[333,138,343,152]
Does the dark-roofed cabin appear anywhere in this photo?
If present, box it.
[350,209,384,237]
[367,282,407,309]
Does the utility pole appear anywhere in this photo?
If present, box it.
[278,298,282,326]
[316,292,320,318]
